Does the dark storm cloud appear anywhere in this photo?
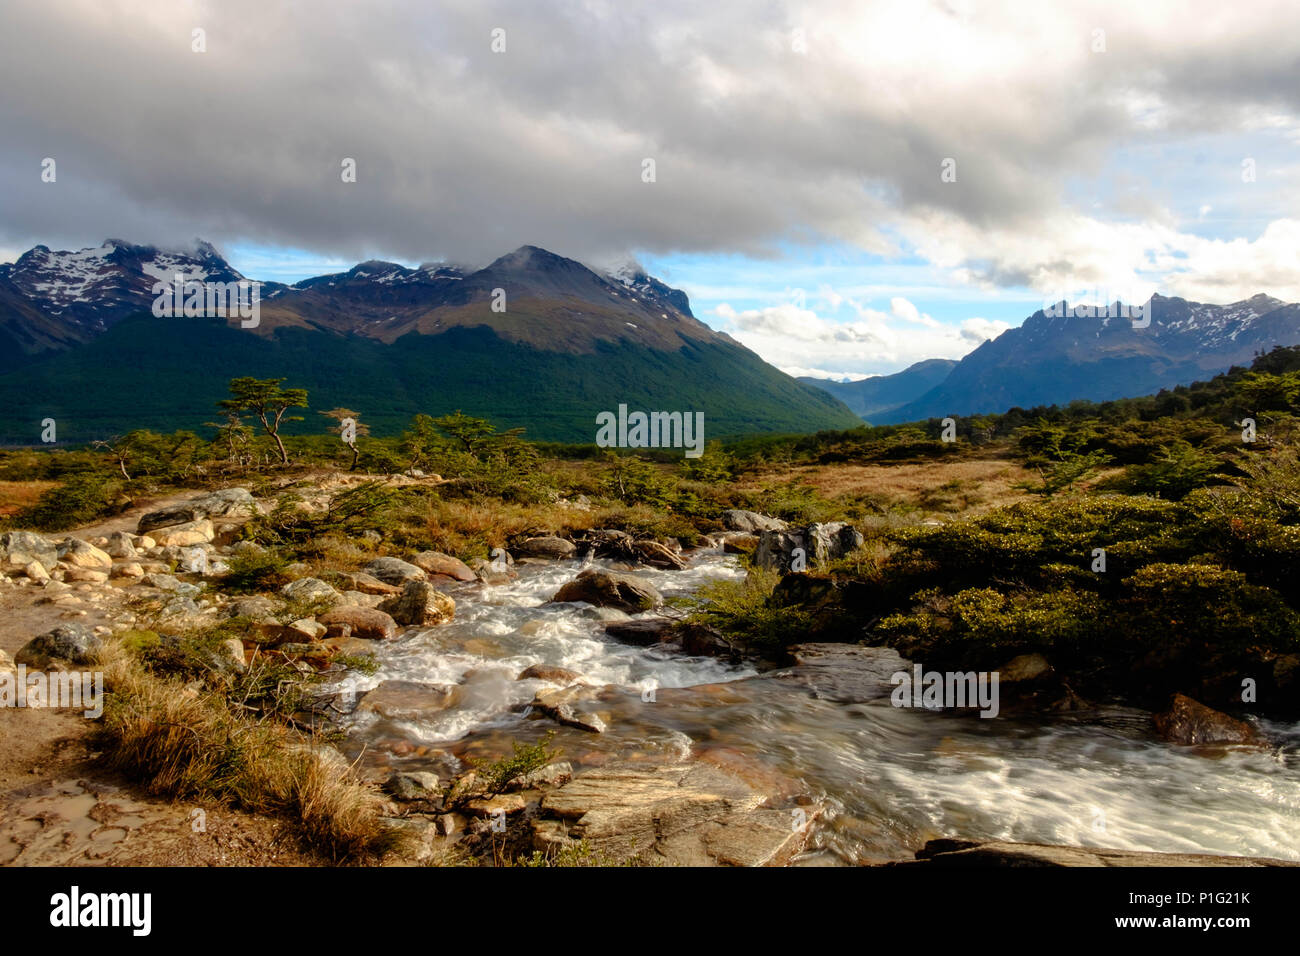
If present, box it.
[1,0,1298,272]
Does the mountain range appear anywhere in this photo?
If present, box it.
[0,240,862,444]
[803,293,1300,424]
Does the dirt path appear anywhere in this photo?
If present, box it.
[0,488,328,867]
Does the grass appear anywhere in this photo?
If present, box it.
[91,636,402,863]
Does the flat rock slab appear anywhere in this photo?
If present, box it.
[534,760,817,866]
[764,643,909,704]
[905,839,1298,867]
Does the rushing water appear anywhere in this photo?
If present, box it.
[333,547,1300,864]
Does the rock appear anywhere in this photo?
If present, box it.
[470,558,518,585]
[224,596,280,620]
[363,556,427,585]
[905,839,1297,868]
[317,606,399,641]
[552,569,662,613]
[150,519,215,548]
[464,793,529,818]
[378,580,456,627]
[332,571,401,596]
[408,551,477,582]
[755,522,864,573]
[15,623,102,668]
[359,680,458,720]
[722,510,788,533]
[0,649,14,675]
[508,761,574,791]
[57,538,113,571]
[671,623,741,659]
[110,562,145,579]
[530,686,607,733]
[281,577,344,607]
[62,568,109,584]
[533,760,817,866]
[220,638,247,672]
[1000,653,1052,682]
[341,590,384,608]
[137,488,259,532]
[1153,694,1266,746]
[156,596,204,625]
[135,535,157,550]
[517,664,582,684]
[105,531,138,558]
[141,573,202,598]
[722,533,759,554]
[386,771,442,802]
[604,618,676,646]
[514,536,577,559]
[287,618,327,641]
[767,643,910,703]
[632,540,688,570]
[1,531,58,571]
[24,561,50,584]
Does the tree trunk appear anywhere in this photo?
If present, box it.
[274,432,289,464]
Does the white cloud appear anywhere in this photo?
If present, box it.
[714,297,1009,375]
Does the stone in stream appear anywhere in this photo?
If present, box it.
[281,577,344,607]
[532,759,820,866]
[378,580,456,627]
[631,539,688,570]
[755,522,863,573]
[530,686,608,734]
[408,551,477,582]
[1153,693,1266,747]
[317,605,399,641]
[604,618,676,646]
[517,664,583,684]
[329,570,402,596]
[513,536,577,559]
[359,680,458,721]
[765,643,909,704]
[552,569,662,613]
[57,538,113,571]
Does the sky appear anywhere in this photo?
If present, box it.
[2,0,1298,380]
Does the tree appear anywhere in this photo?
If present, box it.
[218,378,309,465]
[320,407,370,471]
[205,411,255,466]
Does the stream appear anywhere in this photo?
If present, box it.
[331,547,1300,864]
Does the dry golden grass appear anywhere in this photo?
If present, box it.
[741,458,1035,516]
[93,639,399,862]
[0,480,59,519]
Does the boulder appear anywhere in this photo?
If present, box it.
[359,680,458,720]
[105,531,138,558]
[57,538,113,571]
[1153,693,1266,746]
[755,522,864,573]
[16,623,102,668]
[24,561,50,584]
[110,562,145,579]
[408,551,477,582]
[378,580,456,627]
[62,567,109,584]
[533,759,818,866]
[514,536,577,559]
[137,488,258,532]
[517,664,582,684]
[530,686,608,734]
[281,577,344,607]
[552,569,662,613]
[721,533,759,554]
[317,605,399,641]
[224,596,281,620]
[331,571,401,596]
[363,556,427,585]
[386,771,442,802]
[508,761,574,792]
[722,510,788,533]
[1,531,58,571]
[604,618,676,646]
[141,573,202,598]
[149,519,215,548]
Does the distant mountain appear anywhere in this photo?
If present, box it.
[799,359,957,421]
[870,293,1300,423]
[0,240,862,444]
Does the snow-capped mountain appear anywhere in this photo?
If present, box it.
[861,292,1300,423]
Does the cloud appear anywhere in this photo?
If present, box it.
[0,0,1296,295]
[714,298,1009,375]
